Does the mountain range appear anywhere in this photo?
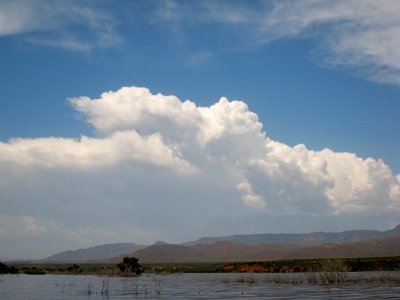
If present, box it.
[133,235,400,263]
[43,243,145,262]
[185,225,400,245]
[42,225,400,263]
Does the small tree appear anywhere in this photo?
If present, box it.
[0,262,18,274]
[0,261,9,274]
[67,264,81,274]
[117,257,143,276]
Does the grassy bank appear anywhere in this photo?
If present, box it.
[144,256,400,273]
[3,256,400,275]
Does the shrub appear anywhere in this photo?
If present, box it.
[0,262,19,274]
[117,257,143,276]
[23,267,46,275]
[67,264,81,274]
[0,262,10,274]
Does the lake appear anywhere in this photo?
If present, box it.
[1,272,399,299]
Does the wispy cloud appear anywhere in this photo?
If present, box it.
[260,0,400,85]
[3,1,398,80]
[155,0,400,85]
[0,0,122,51]
[185,51,213,67]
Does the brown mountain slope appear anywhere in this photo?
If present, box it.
[43,225,400,262]
[130,235,400,263]
[132,244,205,263]
[186,225,400,245]
[43,243,145,262]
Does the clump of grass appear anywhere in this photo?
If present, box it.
[237,275,257,284]
[154,279,162,295]
[305,272,319,284]
[271,275,304,284]
[319,259,348,284]
[101,278,112,296]
[83,280,94,295]
[305,259,348,285]
[363,273,400,285]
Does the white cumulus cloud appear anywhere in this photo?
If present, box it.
[0,131,194,174]
[0,86,399,258]
[2,85,399,214]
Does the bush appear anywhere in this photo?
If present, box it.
[319,259,348,284]
[0,262,19,274]
[67,264,81,274]
[23,267,46,275]
[117,257,143,276]
[0,262,10,274]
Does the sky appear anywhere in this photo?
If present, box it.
[0,0,399,260]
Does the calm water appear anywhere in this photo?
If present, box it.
[1,272,399,299]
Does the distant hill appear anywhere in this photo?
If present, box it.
[43,243,145,262]
[185,225,400,246]
[132,235,400,263]
[42,225,400,263]
[132,242,303,263]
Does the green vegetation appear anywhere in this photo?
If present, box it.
[218,257,400,273]
[142,256,400,274]
[22,267,47,275]
[143,262,223,273]
[0,261,18,274]
[4,256,400,275]
[345,256,400,271]
[117,257,143,276]
[67,264,82,274]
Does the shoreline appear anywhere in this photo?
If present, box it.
[3,256,400,275]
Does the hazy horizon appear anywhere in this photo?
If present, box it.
[4,223,400,262]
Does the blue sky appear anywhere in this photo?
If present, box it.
[1,0,400,259]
